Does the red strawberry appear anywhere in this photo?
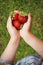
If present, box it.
[14,13,19,20]
[12,20,21,30]
[12,12,28,30]
[18,15,28,24]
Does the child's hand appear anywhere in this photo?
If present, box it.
[20,13,32,37]
[7,11,20,39]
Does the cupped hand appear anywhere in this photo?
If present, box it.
[7,11,20,39]
[20,13,32,37]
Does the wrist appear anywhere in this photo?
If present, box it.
[11,36,17,40]
[23,31,31,40]
[10,35,20,42]
[28,31,31,35]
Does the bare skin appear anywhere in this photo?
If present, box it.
[1,11,20,62]
[0,11,43,62]
[20,14,43,58]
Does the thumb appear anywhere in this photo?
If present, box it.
[7,16,12,24]
[7,16,13,29]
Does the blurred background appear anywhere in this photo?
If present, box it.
[0,0,43,63]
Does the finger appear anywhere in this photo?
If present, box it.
[7,15,19,31]
[7,16,12,27]
[13,10,21,17]
[7,16,12,24]
[14,10,21,14]
[20,13,32,31]
[27,13,32,30]
[14,10,19,13]
[26,13,32,25]
[23,13,32,27]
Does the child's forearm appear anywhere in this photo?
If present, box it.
[23,32,43,58]
[1,37,20,62]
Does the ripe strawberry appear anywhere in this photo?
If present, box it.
[18,15,28,24]
[14,13,19,20]
[12,12,28,30]
[12,20,21,30]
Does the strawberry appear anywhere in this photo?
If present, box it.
[12,20,21,30]
[12,12,28,30]
[18,15,28,24]
[14,13,19,20]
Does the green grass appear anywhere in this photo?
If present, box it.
[0,0,43,63]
